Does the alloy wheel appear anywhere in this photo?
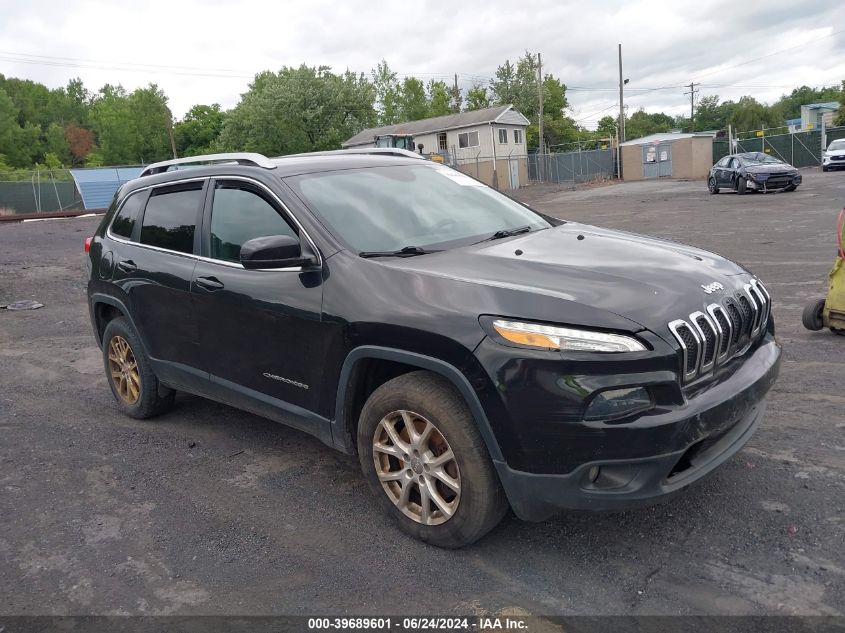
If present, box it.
[107,335,140,404]
[372,410,461,525]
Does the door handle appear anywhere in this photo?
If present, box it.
[117,260,137,273]
[195,276,224,290]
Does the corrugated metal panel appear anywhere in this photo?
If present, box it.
[620,132,715,147]
[69,167,143,210]
[342,105,518,147]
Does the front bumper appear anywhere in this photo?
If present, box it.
[745,173,801,190]
[490,337,781,521]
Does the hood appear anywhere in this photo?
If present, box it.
[743,163,796,174]
[383,223,751,333]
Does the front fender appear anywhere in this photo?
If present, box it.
[332,345,505,463]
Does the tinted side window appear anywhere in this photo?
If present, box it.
[210,183,297,263]
[111,192,144,239]
[140,183,204,254]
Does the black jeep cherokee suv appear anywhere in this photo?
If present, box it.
[86,150,781,547]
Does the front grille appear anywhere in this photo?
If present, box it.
[667,278,770,383]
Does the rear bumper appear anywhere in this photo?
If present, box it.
[494,338,780,521]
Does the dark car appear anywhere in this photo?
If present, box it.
[85,150,781,547]
[708,152,802,194]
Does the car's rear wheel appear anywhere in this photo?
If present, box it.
[102,317,175,418]
[357,371,508,548]
[801,298,826,331]
[708,177,719,194]
[736,177,747,195]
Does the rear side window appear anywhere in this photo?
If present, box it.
[140,183,204,254]
[111,192,144,239]
[210,182,297,263]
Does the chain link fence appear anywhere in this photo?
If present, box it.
[713,125,845,168]
[0,169,82,217]
[450,149,616,190]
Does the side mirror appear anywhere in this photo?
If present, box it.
[240,235,311,269]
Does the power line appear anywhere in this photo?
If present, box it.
[692,26,845,82]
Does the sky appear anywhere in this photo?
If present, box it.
[1,0,844,129]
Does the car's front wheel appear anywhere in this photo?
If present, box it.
[708,177,719,194]
[102,317,175,418]
[357,371,508,548]
[823,165,829,172]
[736,177,747,195]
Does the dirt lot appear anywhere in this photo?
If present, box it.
[1,169,843,616]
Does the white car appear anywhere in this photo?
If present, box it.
[822,139,845,172]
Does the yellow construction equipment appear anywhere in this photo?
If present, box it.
[803,209,845,335]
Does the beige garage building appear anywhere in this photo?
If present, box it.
[620,132,715,181]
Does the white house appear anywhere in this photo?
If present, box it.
[342,105,530,190]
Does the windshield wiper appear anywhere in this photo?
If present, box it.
[474,225,532,244]
[359,246,442,258]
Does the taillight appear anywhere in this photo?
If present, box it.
[84,237,93,253]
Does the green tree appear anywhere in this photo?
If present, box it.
[220,65,376,155]
[596,115,617,137]
[174,104,226,156]
[45,122,71,165]
[465,84,491,111]
[773,85,841,120]
[427,80,452,117]
[625,109,675,140]
[127,84,173,163]
[397,77,428,121]
[729,96,781,133]
[371,60,400,125]
[836,80,845,127]
[490,60,518,110]
[90,84,134,164]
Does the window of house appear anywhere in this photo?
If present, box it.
[210,182,297,263]
[458,131,480,149]
[139,183,204,254]
[498,128,508,144]
[513,129,524,144]
[111,191,145,239]
[437,132,447,151]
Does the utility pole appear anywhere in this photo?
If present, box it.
[618,44,625,144]
[684,82,700,131]
[537,52,544,154]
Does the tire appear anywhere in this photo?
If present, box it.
[736,177,747,195]
[708,177,719,194]
[801,298,826,332]
[785,185,797,192]
[357,370,508,548]
[102,317,175,418]
[822,165,829,172]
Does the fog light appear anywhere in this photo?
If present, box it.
[584,387,653,421]
[587,466,601,483]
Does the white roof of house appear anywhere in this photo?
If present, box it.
[342,105,529,147]
[620,132,715,147]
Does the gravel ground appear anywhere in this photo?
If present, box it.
[0,169,843,616]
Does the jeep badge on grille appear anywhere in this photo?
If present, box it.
[701,282,724,294]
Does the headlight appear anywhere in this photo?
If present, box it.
[490,319,646,352]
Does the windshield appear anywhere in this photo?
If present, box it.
[828,140,845,151]
[287,164,551,252]
[738,153,784,166]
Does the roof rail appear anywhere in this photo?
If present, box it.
[273,148,427,161]
[139,152,276,177]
